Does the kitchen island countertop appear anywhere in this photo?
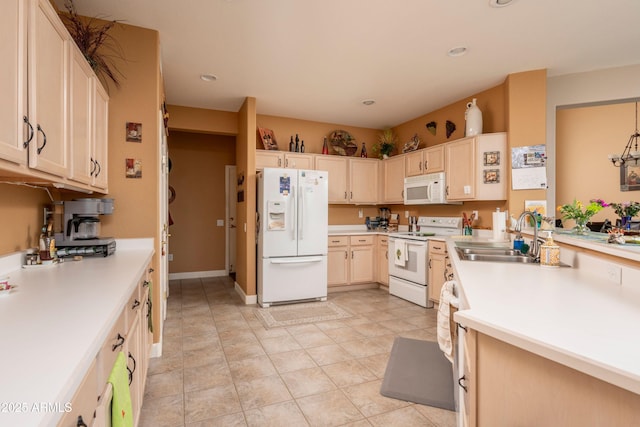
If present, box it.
[0,239,154,427]
[449,235,640,395]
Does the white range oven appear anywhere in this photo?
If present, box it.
[388,216,461,308]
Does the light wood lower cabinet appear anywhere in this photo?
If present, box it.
[428,240,450,303]
[459,329,640,427]
[327,236,349,286]
[327,235,376,289]
[57,264,152,427]
[377,236,389,285]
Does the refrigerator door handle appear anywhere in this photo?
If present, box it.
[298,184,304,240]
[269,257,323,264]
[291,184,296,241]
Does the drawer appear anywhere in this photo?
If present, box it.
[378,236,388,246]
[97,309,126,388]
[57,358,98,427]
[328,236,348,247]
[125,284,142,332]
[428,240,447,254]
[349,235,374,246]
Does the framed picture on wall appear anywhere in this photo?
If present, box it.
[620,163,640,191]
[126,122,142,142]
[257,128,278,150]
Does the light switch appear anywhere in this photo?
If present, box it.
[217,219,224,226]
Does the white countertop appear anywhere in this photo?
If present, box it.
[0,239,154,427]
[449,236,640,395]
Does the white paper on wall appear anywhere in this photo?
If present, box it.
[511,145,547,190]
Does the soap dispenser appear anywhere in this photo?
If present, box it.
[539,230,560,268]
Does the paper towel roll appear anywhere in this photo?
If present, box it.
[491,211,507,242]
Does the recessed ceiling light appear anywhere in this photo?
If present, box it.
[200,74,218,82]
[362,99,376,106]
[447,46,467,57]
[489,0,515,7]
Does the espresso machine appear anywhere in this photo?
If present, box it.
[54,198,116,257]
[379,207,391,230]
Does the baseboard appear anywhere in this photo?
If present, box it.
[235,282,257,305]
[168,269,227,280]
[150,342,163,358]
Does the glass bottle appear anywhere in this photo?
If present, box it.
[300,140,305,153]
[360,142,367,158]
[289,136,294,152]
[322,137,329,154]
[295,134,300,152]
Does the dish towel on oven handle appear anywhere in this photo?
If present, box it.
[393,239,408,266]
[437,280,458,363]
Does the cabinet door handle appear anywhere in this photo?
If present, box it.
[351,251,354,259]
[424,160,428,171]
[76,415,88,427]
[350,191,353,199]
[358,239,366,242]
[112,333,125,352]
[458,375,468,392]
[344,251,348,259]
[94,160,101,177]
[385,251,388,260]
[445,186,449,196]
[433,246,442,250]
[23,116,34,148]
[127,352,137,386]
[419,161,422,171]
[428,259,432,268]
[344,191,347,200]
[285,159,288,167]
[36,124,47,154]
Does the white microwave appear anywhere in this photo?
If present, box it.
[404,172,456,205]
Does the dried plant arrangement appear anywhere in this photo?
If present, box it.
[58,0,125,90]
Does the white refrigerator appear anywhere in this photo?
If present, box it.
[257,167,328,307]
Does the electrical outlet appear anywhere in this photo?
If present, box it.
[216,219,224,226]
[358,208,363,218]
[168,253,173,261]
[472,210,478,219]
[605,265,622,284]
[405,210,409,218]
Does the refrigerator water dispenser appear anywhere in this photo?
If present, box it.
[267,201,286,230]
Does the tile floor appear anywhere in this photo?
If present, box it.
[139,277,457,427]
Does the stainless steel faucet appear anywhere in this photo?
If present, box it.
[516,211,544,261]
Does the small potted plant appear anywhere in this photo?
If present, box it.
[373,128,397,159]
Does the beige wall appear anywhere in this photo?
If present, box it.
[505,70,548,218]
[168,105,238,136]
[0,184,52,254]
[393,84,506,149]
[556,102,637,226]
[167,131,236,273]
[256,114,380,156]
[236,98,257,297]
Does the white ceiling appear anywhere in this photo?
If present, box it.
[58,0,640,129]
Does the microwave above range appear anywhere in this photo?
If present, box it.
[403,172,461,205]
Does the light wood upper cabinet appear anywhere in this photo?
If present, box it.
[255,150,314,170]
[445,137,476,200]
[405,145,444,177]
[424,145,445,173]
[92,81,109,190]
[382,155,405,203]
[29,0,70,177]
[68,46,94,185]
[316,156,349,203]
[445,133,507,202]
[349,158,378,204]
[0,0,28,166]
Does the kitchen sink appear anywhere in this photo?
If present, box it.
[454,246,538,264]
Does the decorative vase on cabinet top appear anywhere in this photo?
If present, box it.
[465,98,483,137]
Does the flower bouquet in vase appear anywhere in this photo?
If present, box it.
[557,199,608,234]
[609,201,640,230]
